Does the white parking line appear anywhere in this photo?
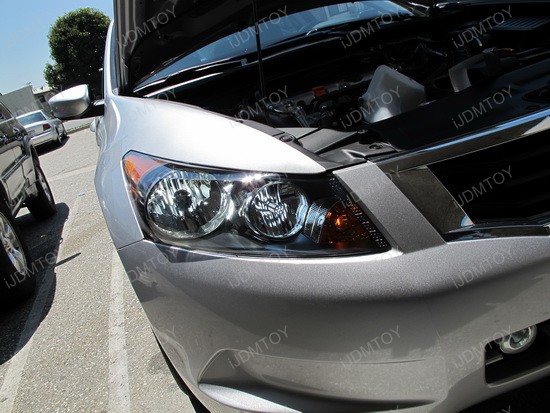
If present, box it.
[0,195,84,413]
[108,250,131,413]
[48,165,96,183]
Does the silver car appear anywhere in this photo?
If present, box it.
[50,0,550,411]
[16,110,67,147]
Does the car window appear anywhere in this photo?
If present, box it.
[140,1,412,86]
[17,112,46,125]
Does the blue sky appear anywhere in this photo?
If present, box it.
[0,0,114,94]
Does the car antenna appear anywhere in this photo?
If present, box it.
[251,0,270,125]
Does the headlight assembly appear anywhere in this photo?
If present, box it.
[123,151,390,257]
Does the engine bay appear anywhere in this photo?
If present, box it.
[139,3,550,163]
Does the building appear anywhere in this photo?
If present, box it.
[33,85,57,113]
[0,85,56,117]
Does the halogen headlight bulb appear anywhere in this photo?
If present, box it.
[146,170,231,240]
[244,182,308,240]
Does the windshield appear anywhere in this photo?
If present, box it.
[17,112,46,125]
[140,1,413,86]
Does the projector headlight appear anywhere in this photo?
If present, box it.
[123,151,390,257]
[243,182,309,240]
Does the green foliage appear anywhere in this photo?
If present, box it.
[44,8,110,93]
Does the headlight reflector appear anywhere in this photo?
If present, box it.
[146,171,231,240]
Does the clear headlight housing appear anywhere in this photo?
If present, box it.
[123,151,390,257]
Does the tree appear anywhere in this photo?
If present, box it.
[44,8,110,94]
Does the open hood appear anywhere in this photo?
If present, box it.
[115,0,431,86]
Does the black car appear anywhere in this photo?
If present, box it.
[0,102,56,307]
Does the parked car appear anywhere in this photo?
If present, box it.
[50,0,550,411]
[0,103,57,307]
[16,110,67,147]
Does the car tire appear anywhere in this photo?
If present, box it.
[57,126,66,146]
[0,203,35,306]
[154,335,210,413]
[26,164,57,220]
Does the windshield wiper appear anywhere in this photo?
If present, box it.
[270,27,350,47]
[270,14,419,47]
[135,57,248,92]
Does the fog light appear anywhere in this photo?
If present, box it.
[497,326,537,354]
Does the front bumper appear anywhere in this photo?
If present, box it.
[117,235,550,413]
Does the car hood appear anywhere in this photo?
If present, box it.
[115,0,430,85]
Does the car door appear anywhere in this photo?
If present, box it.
[10,116,30,189]
[0,103,26,208]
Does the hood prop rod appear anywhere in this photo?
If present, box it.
[251,0,270,125]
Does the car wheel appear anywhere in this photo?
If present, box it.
[0,203,35,306]
[26,164,57,220]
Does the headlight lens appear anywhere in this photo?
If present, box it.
[123,151,390,257]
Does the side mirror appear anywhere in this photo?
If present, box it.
[49,85,104,120]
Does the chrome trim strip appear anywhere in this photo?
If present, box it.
[377,108,550,171]
[445,225,550,241]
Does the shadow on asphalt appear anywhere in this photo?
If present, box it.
[34,135,70,156]
[0,202,70,366]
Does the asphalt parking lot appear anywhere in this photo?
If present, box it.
[1,125,550,413]
[0,126,197,413]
